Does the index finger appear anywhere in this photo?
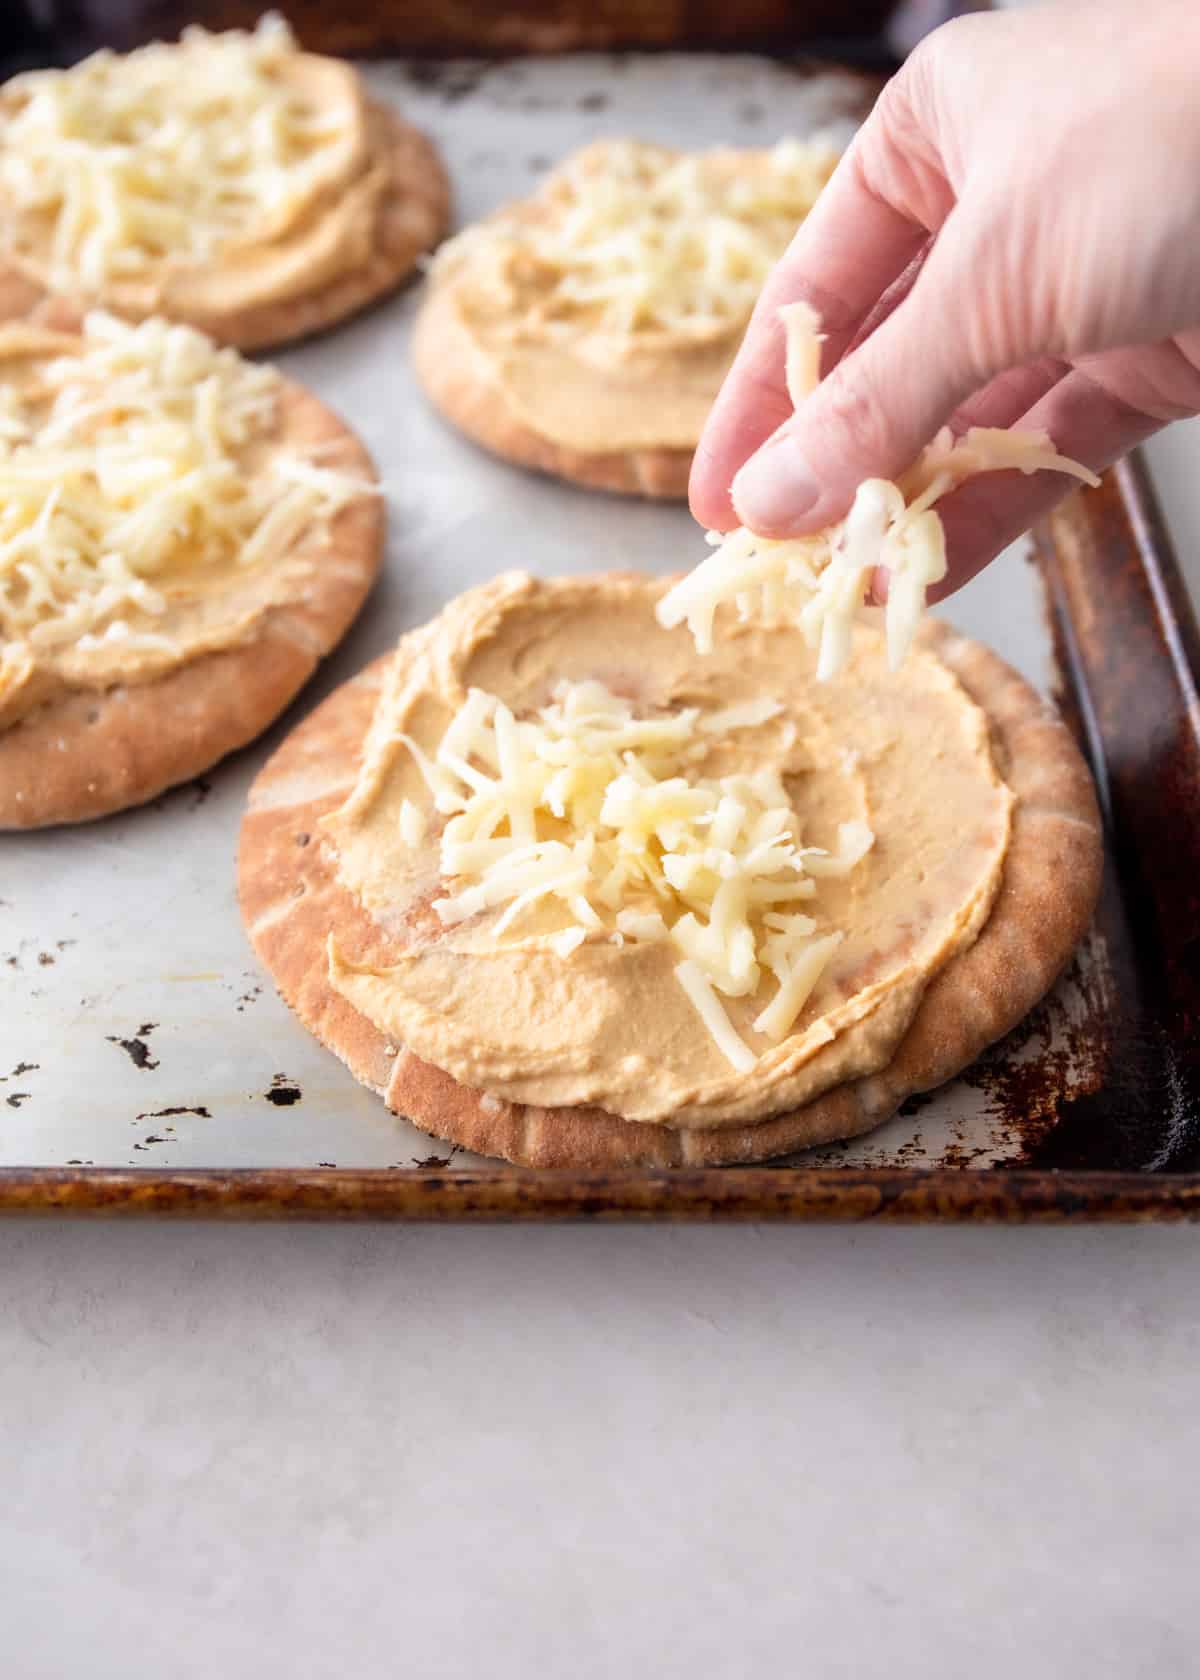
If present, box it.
[688,142,929,532]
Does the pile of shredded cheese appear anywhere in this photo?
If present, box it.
[0,312,367,655]
[658,304,1101,676]
[399,678,872,1070]
[0,14,353,289]
[434,137,840,339]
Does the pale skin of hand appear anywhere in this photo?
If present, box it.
[689,0,1200,601]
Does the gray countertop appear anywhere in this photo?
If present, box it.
[3,1217,1198,1678]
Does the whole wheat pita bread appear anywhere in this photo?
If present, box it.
[0,379,382,828]
[238,616,1102,1166]
[0,102,449,352]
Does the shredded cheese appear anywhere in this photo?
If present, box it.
[657,306,1101,676]
[399,678,871,1070]
[0,14,354,290]
[433,136,841,340]
[0,311,370,656]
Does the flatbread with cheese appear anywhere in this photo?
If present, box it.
[0,17,449,350]
[0,312,381,826]
[238,572,1102,1166]
[412,137,840,498]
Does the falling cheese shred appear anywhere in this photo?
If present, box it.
[433,136,841,340]
[657,304,1101,676]
[0,14,354,290]
[0,311,371,656]
[399,678,872,1070]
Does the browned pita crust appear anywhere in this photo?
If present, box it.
[0,380,383,828]
[238,616,1103,1166]
[412,283,694,500]
[0,102,449,352]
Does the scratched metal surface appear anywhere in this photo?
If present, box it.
[0,54,1114,1170]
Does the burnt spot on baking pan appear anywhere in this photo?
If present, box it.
[399,61,495,104]
[577,91,608,111]
[106,1023,159,1071]
[136,1105,211,1121]
[413,1151,456,1169]
[5,1092,31,1108]
[0,935,45,968]
[264,1075,302,1107]
[953,954,1113,1160]
[1,1061,39,1082]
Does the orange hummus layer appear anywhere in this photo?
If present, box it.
[429,139,839,456]
[322,573,1013,1128]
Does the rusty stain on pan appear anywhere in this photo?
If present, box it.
[0,1166,1198,1222]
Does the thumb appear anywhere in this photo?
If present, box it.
[730,223,991,537]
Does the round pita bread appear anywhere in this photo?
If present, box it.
[238,617,1103,1166]
[0,102,449,352]
[412,284,693,500]
[0,380,383,828]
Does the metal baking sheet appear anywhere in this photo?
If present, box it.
[0,54,1182,1200]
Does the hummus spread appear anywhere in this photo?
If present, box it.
[429,138,840,455]
[0,17,389,327]
[0,313,371,730]
[323,573,1013,1128]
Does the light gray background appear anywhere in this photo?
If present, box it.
[4,30,1200,1678]
[3,1217,1198,1678]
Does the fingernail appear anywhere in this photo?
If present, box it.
[731,442,820,533]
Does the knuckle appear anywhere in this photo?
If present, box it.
[1077,341,1200,427]
[853,54,955,232]
[1168,334,1200,413]
[914,8,986,65]
[864,62,928,168]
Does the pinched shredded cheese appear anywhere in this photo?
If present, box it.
[433,137,841,339]
[0,14,354,289]
[399,679,872,1069]
[658,305,1101,676]
[0,312,369,655]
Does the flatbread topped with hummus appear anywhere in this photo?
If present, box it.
[0,312,381,827]
[0,16,449,350]
[239,572,1102,1166]
[413,137,840,498]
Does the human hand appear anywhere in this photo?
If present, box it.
[690,0,1200,599]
